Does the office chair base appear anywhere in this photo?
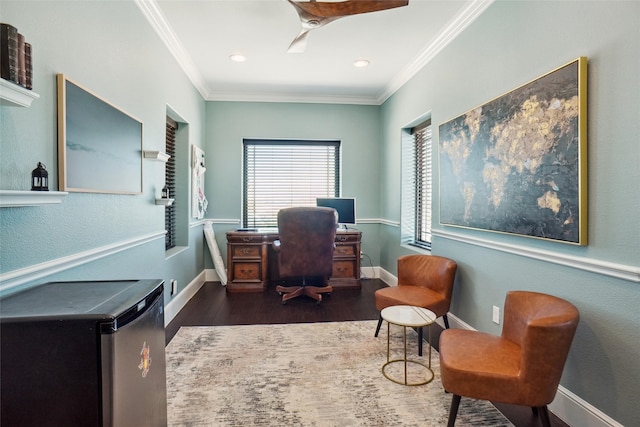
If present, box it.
[276,284,333,304]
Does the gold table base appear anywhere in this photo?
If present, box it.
[382,319,434,386]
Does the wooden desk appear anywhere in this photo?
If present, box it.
[226,229,362,293]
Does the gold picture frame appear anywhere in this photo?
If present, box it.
[438,57,587,245]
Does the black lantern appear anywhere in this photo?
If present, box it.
[31,162,49,191]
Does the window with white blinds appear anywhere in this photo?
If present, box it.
[165,117,177,250]
[243,139,340,228]
[401,119,432,249]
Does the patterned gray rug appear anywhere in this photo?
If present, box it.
[165,320,513,426]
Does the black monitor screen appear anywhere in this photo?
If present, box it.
[316,197,356,225]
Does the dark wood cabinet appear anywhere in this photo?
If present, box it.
[330,231,361,288]
[226,230,361,293]
[226,231,273,293]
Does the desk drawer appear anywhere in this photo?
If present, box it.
[230,262,262,281]
[334,244,356,257]
[230,245,261,258]
[332,260,356,279]
[335,233,359,243]
[227,234,270,244]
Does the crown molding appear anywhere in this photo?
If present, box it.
[376,0,495,104]
[134,0,211,99]
[207,90,380,106]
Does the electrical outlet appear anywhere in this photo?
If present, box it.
[492,305,500,324]
[170,279,177,296]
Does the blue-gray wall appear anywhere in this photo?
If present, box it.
[1,1,638,426]
[378,2,639,426]
[0,1,207,304]
[203,101,382,266]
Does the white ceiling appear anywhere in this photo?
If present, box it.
[136,0,494,105]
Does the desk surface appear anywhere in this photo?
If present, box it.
[232,227,359,234]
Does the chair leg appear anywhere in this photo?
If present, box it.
[534,406,551,427]
[374,314,383,337]
[280,286,304,303]
[447,394,461,427]
[443,314,450,329]
[302,285,332,304]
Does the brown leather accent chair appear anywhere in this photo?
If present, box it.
[374,255,457,355]
[439,290,580,427]
[273,207,338,304]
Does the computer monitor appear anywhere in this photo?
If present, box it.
[316,197,356,228]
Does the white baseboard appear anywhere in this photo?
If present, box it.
[360,266,378,280]
[377,266,397,286]
[548,386,623,427]
[205,268,222,283]
[164,269,224,326]
[164,271,207,327]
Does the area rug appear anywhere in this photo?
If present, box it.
[165,320,513,426]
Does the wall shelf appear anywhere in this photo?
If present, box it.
[0,190,68,207]
[0,79,40,107]
[143,150,170,162]
[155,198,174,206]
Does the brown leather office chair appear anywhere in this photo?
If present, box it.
[273,207,338,304]
[439,290,580,427]
[374,255,457,355]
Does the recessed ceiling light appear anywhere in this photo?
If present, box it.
[353,59,370,68]
[229,54,247,62]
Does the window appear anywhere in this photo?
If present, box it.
[165,117,177,250]
[401,119,432,249]
[243,139,340,228]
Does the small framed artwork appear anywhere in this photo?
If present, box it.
[57,74,143,194]
[439,57,587,245]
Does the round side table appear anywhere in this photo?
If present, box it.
[381,305,436,386]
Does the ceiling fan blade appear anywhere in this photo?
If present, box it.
[285,0,407,53]
[291,0,409,18]
[286,2,337,53]
[287,29,311,53]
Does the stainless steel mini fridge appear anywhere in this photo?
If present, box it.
[0,279,168,426]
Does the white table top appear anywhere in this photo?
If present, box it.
[381,305,436,327]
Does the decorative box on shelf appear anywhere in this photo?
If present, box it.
[155,198,174,206]
[0,79,39,107]
[143,151,170,162]
[0,190,68,207]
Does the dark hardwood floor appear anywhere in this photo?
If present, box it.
[166,279,568,427]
